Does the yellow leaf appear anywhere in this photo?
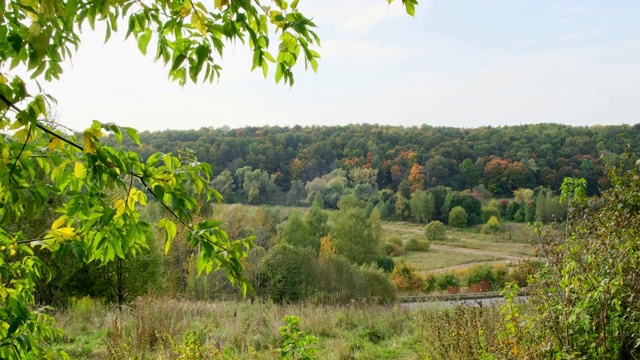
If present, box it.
[2,147,9,165]
[191,10,207,35]
[137,191,147,206]
[74,161,86,179]
[83,127,104,154]
[177,1,192,17]
[127,188,137,209]
[8,120,23,130]
[52,216,67,230]
[114,199,125,217]
[48,137,65,151]
[56,227,76,239]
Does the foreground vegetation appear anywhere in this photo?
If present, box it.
[53,296,513,359]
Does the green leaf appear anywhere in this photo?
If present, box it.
[137,29,152,55]
[123,127,141,145]
[403,0,417,17]
[158,218,177,254]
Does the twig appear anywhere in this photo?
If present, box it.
[9,124,32,183]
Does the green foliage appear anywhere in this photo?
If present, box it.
[277,316,318,360]
[281,211,317,251]
[442,192,482,225]
[423,221,446,241]
[526,164,640,357]
[448,206,468,228]
[480,216,501,234]
[376,257,395,273]
[534,188,567,224]
[260,244,317,303]
[465,265,506,291]
[332,208,378,265]
[404,236,430,252]
[481,206,501,223]
[380,242,405,257]
[386,234,404,247]
[305,203,329,244]
[435,273,460,291]
[410,189,435,223]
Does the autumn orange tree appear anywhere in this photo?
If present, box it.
[0,0,417,357]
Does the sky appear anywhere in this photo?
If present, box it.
[38,0,640,131]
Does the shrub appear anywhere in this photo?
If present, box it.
[357,265,397,303]
[466,265,496,288]
[480,216,501,234]
[277,316,318,360]
[391,261,423,292]
[481,206,501,223]
[435,273,460,291]
[404,236,430,252]
[376,257,395,273]
[424,221,446,241]
[380,242,405,257]
[421,274,436,293]
[448,206,468,228]
[260,245,318,302]
[315,255,397,304]
[506,259,543,287]
[386,234,404,247]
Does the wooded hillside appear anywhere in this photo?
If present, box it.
[112,123,638,198]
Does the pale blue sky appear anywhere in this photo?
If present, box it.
[43,0,640,131]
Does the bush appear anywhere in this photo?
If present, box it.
[421,274,436,293]
[505,259,543,287]
[386,234,404,247]
[424,221,446,241]
[435,273,460,291]
[380,242,405,257]
[376,257,395,273]
[481,206,501,223]
[357,265,397,303]
[466,265,496,288]
[391,261,424,292]
[480,216,501,234]
[448,206,468,228]
[260,245,317,302]
[315,255,397,304]
[404,236,430,252]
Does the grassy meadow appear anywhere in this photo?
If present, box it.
[53,296,513,360]
[383,221,536,276]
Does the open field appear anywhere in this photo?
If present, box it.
[393,248,499,274]
[383,222,537,274]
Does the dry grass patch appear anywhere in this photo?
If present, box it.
[395,249,499,273]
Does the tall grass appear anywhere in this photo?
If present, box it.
[53,295,536,359]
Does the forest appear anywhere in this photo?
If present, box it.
[118,123,632,199]
[2,0,640,357]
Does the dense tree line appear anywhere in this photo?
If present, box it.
[109,123,638,199]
